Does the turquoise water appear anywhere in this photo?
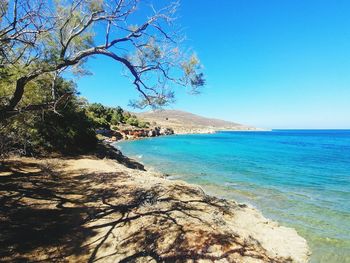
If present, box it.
[116,130,350,263]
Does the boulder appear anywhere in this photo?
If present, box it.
[154,127,161,136]
[148,130,156,137]
[160,127,174,135]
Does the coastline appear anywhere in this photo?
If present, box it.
[109,128,271,144]
[169,127,270,135]
[1,144,310,262]
[111,143,311,261]
[118,129,350,263]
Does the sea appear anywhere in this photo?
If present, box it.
[115,130,350,263]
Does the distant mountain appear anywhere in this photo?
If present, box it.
[136,110,258,134]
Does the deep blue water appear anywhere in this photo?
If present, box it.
[115,130,350,263]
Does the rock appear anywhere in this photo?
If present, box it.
[148,130,156,137]
[154,127,161,136]
[160,127,174,135]
[117,127,174,139]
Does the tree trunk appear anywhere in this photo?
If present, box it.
[0,77,27,122]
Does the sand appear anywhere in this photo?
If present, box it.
[0,150,310,262]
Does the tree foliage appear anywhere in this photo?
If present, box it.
[0,0,204,156]
[85,103,148,129]
[0,0,205,121]
[0,76,97,156]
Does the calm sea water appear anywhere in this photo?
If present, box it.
[116,130,350,263]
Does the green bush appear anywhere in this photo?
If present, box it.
[0,75,97,156]
[126,117,139,127]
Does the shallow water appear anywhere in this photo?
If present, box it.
[116,130,350,263]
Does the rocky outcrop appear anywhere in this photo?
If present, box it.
[119,127,174,140]
[99,127,175,143]
[159,127,175,135]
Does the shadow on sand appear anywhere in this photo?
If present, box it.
[0,158,286,263]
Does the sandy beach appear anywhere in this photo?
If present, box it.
[0,146,310,262]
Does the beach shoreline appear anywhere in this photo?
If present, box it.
[117,130,350,263]
[0,144,310,262]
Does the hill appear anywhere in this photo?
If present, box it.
[136,110,258,134]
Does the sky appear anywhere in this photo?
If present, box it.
[75,0,350,129]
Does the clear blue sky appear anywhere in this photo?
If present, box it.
[76,0,350,129]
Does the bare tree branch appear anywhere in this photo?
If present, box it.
[0,0,205,121]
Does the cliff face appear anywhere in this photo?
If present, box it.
[136,110,260,134]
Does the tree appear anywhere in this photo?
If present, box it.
[138,121,150,129]
[85,103,111,128]
[126,116,139,127]
[123,111,131,122]
[0,75,97,155]
[0,0,205,122]
[110,107,124,125]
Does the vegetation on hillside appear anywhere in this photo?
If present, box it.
[85,103,150,130]
[0,73,151,157]
[0,76,97,156]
